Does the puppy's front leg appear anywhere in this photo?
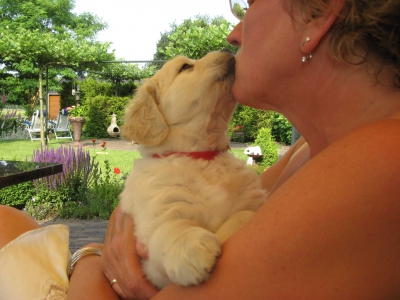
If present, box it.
[145,219,221,288]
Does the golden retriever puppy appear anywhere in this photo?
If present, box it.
[120,51,266,289]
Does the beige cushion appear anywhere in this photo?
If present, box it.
[0,224,70,299]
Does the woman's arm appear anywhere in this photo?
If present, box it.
[67,243,120,299]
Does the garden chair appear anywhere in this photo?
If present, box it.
[24,110,49,142]
[231,125,245,143]
[49,109,72,141]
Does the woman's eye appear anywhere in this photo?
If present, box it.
[179,64,193,73]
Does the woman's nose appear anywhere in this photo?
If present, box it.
[226,22,242,47]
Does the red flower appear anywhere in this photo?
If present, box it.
[114,167,121,174]
[101,141,107,148]
[232,126,243,132]
[92,138,96,143]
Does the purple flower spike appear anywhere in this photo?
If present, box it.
[31,145,100,192]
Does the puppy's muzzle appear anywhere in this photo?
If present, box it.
[213,52,236,81]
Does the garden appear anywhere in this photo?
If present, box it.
[0,6,293,221]
[0,137,134,220]
[0,84,292,221]
[0,133,279,221]
[0,109,289,221]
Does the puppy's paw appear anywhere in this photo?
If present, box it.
[164,227,221,286]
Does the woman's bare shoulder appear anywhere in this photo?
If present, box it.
[318,118,400,173]
[333,118,400,150]
[296,119,400,194]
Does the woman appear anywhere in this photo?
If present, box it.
[102,0,400,299]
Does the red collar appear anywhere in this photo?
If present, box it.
[152,150,221,161]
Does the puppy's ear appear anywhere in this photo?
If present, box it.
[122,85,169,146]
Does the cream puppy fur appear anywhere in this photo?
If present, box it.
[120,51,266,289]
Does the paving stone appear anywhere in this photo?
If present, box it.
[40,219,108,253]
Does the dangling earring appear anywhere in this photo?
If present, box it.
[302,53,312,62]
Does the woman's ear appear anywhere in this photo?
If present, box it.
[121,82,169,146]
[300,0,346,54]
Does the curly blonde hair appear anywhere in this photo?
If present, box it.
[296,0,400,86]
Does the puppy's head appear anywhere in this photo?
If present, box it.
[122,51,237,150]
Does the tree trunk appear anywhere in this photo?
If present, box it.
[39,68,45,145]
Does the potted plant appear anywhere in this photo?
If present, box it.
[66,105,87,144]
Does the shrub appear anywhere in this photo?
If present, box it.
[79,78,114,99]
[229,104,273,142]
[254,127,278,167]
[0,181,35,209]
[85,160,124,219]
[81,141,125,219]
[85,104,108,138]
[84,95,130,138]
[25,187,67,220]
[271,113,292,145]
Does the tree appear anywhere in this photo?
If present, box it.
[0,0,114,144]
[0,0,110,103]
[154,15,237,61]
[91,62,156,96]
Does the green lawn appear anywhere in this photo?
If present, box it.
[229,147,249,160]
[0,139,71,161]
[0,139,141,175]
[0,139,249,176]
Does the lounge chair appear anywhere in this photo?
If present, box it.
[49,109,72,141]
[24,110,49,142]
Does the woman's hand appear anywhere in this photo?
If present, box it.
[102,204,159,300]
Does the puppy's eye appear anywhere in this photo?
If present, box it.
[179,64,193,73]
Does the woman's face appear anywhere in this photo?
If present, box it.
[227,0,304,111]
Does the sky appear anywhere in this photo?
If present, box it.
[73,0,238,61]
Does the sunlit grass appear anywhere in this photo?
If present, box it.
[0,139,140,175]
[0,139,71,161]
[0,139,249,176]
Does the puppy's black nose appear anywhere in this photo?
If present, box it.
[220,49,233,54]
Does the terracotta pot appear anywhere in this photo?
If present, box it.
[68,117,86,143]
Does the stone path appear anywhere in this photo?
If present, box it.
[40,219,108,253]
